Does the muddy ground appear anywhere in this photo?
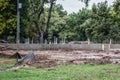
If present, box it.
[1,48,120,68]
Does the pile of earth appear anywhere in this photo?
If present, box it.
[0,50,120,68]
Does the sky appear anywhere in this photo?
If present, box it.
[56,0,115,14]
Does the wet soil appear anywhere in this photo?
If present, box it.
[0,49,120,68]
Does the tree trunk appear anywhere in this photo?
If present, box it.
[45,0,55,39]
[40,7,45,43]
[29,0,45,43]
[29,0,55,43]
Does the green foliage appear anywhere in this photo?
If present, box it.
[0,0,120,43]
[48,4,68,42]
[89,0,120,42]
[0,0,16,41]
[89,1,120,40]
[65,1,120,43]
[65,8,91,41]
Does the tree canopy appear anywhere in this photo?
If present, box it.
[0,0,119,43]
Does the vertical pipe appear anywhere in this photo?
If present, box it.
[16,0,20,44]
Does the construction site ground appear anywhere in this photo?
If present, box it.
[1,48,120,68]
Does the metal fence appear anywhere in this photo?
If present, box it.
[1,43,120,51]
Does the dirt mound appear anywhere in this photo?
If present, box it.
[29,54,57,68]
[1,50,120,68]
[0,45,7,51]
[35,54,50,60]
[0,53,11,58]
[32,60,57,68]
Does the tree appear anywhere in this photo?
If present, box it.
[65,8,91,41]
[48,4,68,42]
[109,0,120,40]
[83,1,120,42]
[27,0,57,43]
[0,0,16,42]
[18,0,91,43]
[26,0,90,43]
[82,1,112,42]
[28,0,46,43]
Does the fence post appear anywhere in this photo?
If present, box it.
[45,39,47,44]
[102,44,105,50]
[108,39,111,50]
[88,38,90,45]
[31,38,33,44]
[49,41,51,44]
[54,37,58,44]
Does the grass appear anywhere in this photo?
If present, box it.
[0,64,120,80]
[0,58,10,61]
[0,58,16,67]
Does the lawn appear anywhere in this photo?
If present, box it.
[0,58,16,67]
[0,64,120,80]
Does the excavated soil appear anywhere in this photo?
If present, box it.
[1,49,120,68]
